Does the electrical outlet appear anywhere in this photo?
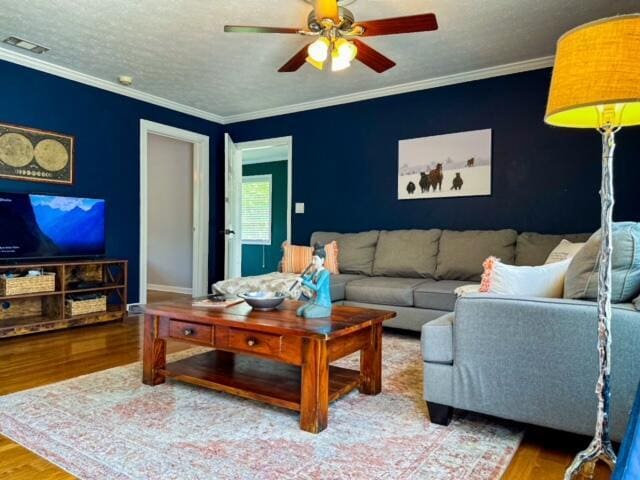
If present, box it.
[295,202,305,214]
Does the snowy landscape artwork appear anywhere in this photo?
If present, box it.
[398,129,492,200]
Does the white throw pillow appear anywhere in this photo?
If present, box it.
[480,257,571,298]
[454,284,481,296]
[545,239,585,264]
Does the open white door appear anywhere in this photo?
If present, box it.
[224,133,243,279]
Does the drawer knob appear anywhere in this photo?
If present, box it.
[183,328,194,336]
[246,337,257,347]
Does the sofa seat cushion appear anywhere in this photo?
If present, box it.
[345,277,425,307]
[310,231,379,275]
[516,232,592,266]
[372,229,441,278]
[343,301,444,331]
[330,274,365,302]
[414,279,469,311]
[436,229,518,281]
[421,313,454,364]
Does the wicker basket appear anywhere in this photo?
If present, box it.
[66,295,107,316]
[0,272,56,296]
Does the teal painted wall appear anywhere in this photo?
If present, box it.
[241,161,287,276]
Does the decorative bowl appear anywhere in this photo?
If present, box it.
[238,291,286,311]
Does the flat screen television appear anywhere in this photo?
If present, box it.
[0,192,106,261]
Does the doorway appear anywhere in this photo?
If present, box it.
[139,120,209,305]
[224,135,292,279]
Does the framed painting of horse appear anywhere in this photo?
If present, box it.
[398,129,492,200]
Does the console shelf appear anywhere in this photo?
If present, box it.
[0,259,127,338]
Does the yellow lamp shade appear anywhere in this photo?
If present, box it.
[545,14,640,128]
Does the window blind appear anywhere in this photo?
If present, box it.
[241,175,272,245]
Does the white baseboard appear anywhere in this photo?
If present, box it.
[147,284,193,295]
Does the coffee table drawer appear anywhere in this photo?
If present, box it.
[227,328,282,356]
[169,320,213,344]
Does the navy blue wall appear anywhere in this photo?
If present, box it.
[227,68,640,245]
[2,60,639,299]
[0,60,224,303]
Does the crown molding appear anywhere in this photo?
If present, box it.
[0,46,553,125]
[0,47,226,124]
[223,56,555,123]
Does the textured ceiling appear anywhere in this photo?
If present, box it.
[0,0,638,118]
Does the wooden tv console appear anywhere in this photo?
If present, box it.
[0,259,127,338]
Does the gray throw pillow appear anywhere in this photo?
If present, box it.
[515,232,592,266]
[310,230,380,276]
[564,222,640,303]
[435,229,518,281]
[373,229,442,278]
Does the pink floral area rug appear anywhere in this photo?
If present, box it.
[0,333,523,480]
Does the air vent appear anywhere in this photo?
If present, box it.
[2,36,49,54]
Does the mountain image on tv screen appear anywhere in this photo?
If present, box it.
[0,192,105,260]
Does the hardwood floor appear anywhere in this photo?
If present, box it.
[0,291,612,479]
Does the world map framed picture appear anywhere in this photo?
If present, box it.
[0,122,74,185]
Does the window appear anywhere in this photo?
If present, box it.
[241,174,272,245]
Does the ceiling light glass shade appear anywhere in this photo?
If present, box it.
[331,49,351,72]
[308,37,330,62]
[545,14,640,128]
[335,38,357,61]
[306,56,324,70]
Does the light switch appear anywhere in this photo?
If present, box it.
[295,202,305,214]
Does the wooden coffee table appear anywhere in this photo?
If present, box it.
[141,299,395,433]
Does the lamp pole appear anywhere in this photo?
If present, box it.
[565,125,618,479]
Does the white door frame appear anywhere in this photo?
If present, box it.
[235,135,293,244]
[224,134,243,279]
[139,119,210,305]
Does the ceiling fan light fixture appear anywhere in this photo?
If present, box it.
[331,48,351,72]
[335,38,357,61]
[307,37,330,62]
[225,4,438,74]
[306,55,324,70]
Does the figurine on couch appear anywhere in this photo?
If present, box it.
[296,243,332,318]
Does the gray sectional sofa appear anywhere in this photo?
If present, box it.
[310,228,640,440]
[311,229,591,331]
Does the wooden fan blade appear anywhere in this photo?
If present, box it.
[355,13,438,37]
[224,25,301,34]
[315,0,339,22]
[278,43,312,72]
[352,39,396,73]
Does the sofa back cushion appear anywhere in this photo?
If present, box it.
[565,222,640,303]
[310,230,379,275]
[435,229,518,281]
[516,232,592,266]
[372,229,441,278]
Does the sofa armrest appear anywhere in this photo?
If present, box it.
[421,313,454,364]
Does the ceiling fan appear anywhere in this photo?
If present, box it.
[224,0,438,73]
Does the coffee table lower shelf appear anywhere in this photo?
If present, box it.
[158,350,361,412]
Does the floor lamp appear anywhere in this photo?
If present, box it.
[544,14,640,479]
